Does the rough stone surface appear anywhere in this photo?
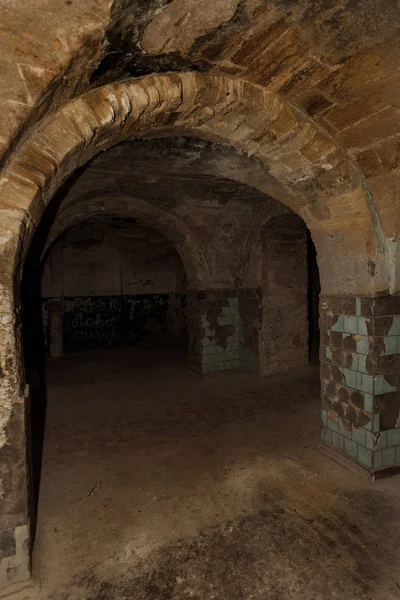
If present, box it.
[0,0,400,590]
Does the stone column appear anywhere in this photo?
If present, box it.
[238,288,262,374]
[320,295,400,474]
[187,290,240,375]
[0,293,30,588]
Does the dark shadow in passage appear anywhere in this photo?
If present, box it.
[307,230,320,365]
[20,168,86,550]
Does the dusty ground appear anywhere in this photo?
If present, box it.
[27,347,400,599]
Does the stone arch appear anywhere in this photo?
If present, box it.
[0,70,389,588]
[41,196,213,289]
[0,71,387,298]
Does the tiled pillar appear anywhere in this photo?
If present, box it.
[320,295,400,474]
[187,290,240,375]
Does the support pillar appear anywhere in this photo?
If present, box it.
[0,292,30,588]
[238,289,262,374]
[187,290,240,375]
[320,295,400,474]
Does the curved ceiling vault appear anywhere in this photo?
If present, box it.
[40,138,290,289]
[0,70,389,295]
[0,0,399,294]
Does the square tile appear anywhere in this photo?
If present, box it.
[331,431,344,452]
[331,315,344,332]
[358,354,367,373]
[344,438,358,460]
[343,368,356,389]
[381,447,396,468]
[321,427,332,445]
[374,375,384,395]
[357,446,373,468]
[357,317,368,336]
[356,336,369,355]
[389,316,400,336]
[352,427,366,445]
[363,393,374,412]
[387,428,400,447]
[344,315,358,334]
[361,373,374,394]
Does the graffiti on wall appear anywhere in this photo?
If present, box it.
[54,294,187,350]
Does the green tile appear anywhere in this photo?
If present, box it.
[356,336,369,355]
[387,428,400,447]
[374,450,383,470]
[357,317,368,336]
[321,410,328,427]
[343,368,356,389]
[363,419,372,431]
[331,315,344,332]
[344,315,358,334]
[327,417,339,433]
[361,373,373,394]
[358,354,367,373]
[357,446,373,468]
[331,431,344,452]
[375,447,396,469]
[363,393,373,413]
[321,427,332,445]
[388,317,400,336]
[356,372,363,391]
[344,438,358,460]
[352,427,366,446]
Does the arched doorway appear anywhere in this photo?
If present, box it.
[0,72,388,591]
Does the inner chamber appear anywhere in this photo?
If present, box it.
[21,136,321,593]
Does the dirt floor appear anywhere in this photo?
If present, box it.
[24,346,400,599]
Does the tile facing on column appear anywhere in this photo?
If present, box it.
[320,295,400,475]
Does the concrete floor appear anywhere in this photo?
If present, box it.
[27,347,400,599]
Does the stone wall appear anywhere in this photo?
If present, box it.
[238,289,262,374]
[43,293,188,352]
[41,218,188,353]
[258,214,309,377]
[320,295,400,473]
